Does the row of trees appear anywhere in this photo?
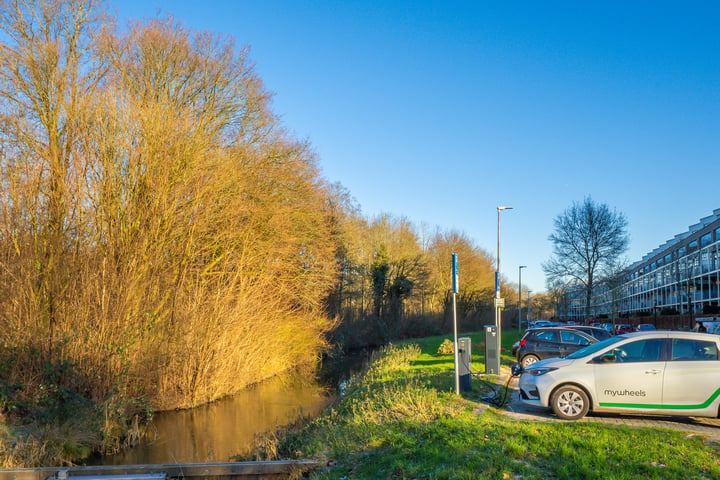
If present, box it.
[324,203,503,349]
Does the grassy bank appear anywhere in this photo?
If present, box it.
[253,332,720,479]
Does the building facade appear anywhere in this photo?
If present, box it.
[559,209,720,323]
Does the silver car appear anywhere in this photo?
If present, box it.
[518,331,720,420]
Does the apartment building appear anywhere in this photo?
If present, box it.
[560,209,720,323]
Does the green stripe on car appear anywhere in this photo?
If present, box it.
[599,387,720,410]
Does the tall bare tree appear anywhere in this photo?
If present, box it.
[0,0,110,360]
[543,197,629,321]
[366,215,428,340]
[91,18,337,408]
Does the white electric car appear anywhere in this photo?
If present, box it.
[518,331,720,420]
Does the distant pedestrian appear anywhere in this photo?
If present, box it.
[697,321,707,333]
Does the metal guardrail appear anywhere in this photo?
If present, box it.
[58,474,166,480]
[0,460,321,480]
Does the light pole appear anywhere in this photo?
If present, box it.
[495,206,513,351]
[518,265,527,334]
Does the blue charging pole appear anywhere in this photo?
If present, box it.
[452,253,459,394]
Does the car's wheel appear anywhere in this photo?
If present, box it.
[521,354,539,367]
[551,385,590,420]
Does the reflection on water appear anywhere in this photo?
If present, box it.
[95,375,330,465]
[93,350,372,466]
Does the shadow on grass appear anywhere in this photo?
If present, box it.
[409,358,454,368]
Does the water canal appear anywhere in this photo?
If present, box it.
[92,351,371,465]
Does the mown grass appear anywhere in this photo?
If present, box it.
[253,331,720,479]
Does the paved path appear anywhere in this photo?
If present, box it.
[479,374,720,442]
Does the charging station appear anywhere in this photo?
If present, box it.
[484,325,500,374]
[457,337,471,391]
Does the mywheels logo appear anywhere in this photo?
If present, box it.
[604,389,647,397]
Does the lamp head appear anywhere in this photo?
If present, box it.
[497,206,513,211]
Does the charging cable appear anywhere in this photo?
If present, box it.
[477,364,523,408]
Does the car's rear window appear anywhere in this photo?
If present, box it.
[671,339,719,361]
[560,330,591,345]
[534,330,559,342]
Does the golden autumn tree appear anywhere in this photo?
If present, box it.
[425,230,497,331]
[85,17,338,408]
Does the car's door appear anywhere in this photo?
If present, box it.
[593,338,666,409]
[662,337,720,413]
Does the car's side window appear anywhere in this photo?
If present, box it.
[560,331,590,345]
[612,339,664,363]
[535,331,559,342]
[671,339,719,361]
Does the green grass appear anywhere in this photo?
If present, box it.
[254,331,720,479]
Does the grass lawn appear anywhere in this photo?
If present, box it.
[253,330,720,479]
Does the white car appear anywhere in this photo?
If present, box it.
[518,331,720,420]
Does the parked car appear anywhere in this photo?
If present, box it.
[518,331,720,420]
[696,321,720,334]
[635,323,656,331]
[695,318,720,334]
[600,323,614,332]
[612,324,633,335]
[529,320,552,329]
[516,327,597,367]
[565,325,613,341]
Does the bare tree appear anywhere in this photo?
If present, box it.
[366,215,428,339]
[543,197,629,321]
[0,0,110,360]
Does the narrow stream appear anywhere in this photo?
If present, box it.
[91,351,371,465]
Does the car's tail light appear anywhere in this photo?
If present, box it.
[519,339,527,347]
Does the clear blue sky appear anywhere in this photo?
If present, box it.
[114,1,720,294]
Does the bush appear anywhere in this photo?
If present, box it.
[437,339,454,355]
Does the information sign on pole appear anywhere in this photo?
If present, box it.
[452,253,459,294]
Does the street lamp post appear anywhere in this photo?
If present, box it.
[495,206,513,351]
[518,265,527,334]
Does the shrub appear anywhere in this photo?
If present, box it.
[437,339,454,355]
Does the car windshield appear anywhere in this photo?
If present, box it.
[565,335,625,359]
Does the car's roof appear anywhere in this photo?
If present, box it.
[530,326,581,330]
[617,330,717,340]
[526,326,595,338]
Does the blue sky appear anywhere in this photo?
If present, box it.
[114,1,720,294]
